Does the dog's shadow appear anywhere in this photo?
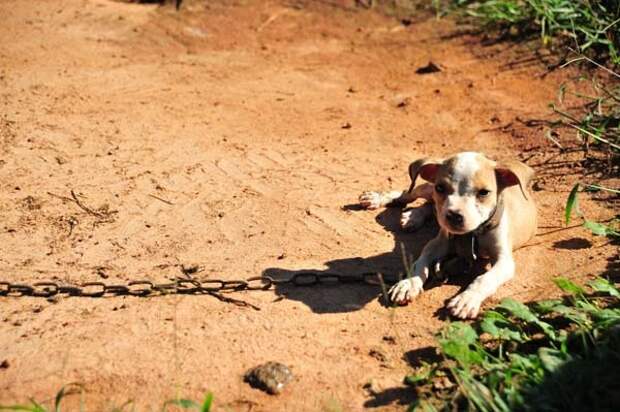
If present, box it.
[263,205,466,314]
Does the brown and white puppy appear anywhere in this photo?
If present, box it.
[359,152,537,319]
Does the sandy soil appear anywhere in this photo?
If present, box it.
[0,0,617,410]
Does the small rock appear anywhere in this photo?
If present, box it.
[180,264,201,275]
[95,266,109,279]
[341,122,352,129]
[0,359,9,369]
[244,362,293,395]
[368,347,388,363]
[415,61,441,75]
[382,335,397,345]
[392,95,411,108]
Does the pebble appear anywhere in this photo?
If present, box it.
[244,361,293,395]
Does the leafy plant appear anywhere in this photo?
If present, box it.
[405,277,620,411]
[564,182,619,237]
[552,70,618,240]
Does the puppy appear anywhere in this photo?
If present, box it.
[359,152,536,319]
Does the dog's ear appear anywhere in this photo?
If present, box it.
[420,163,441,182]
[495,160,535,198]
[408,158,442,192]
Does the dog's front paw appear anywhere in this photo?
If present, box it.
[388,277,424,306]
[447,290,484,319]
[359,191,383,210]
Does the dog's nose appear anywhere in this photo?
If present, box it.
[446,210,464,227]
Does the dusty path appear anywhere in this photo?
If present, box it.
[0,1,616,410]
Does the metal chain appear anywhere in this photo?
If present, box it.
[0,271,387,310]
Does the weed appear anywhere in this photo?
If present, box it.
[552,74,620,156]
[0,384,84,412]
[441,0,620,65]
[0,387,214,412]
[163,393,213,412]
[405,277,620,411]
[552,66,618,238]
[565,182,619,237]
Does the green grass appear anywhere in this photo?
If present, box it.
[0,384,85,412]
[405,277,620,411]
[552,75,620,154]
[565,182,619,237]
[163,393,213,412]
[0,388,213,412]
[441,0,620,65]
[553,70,619,238]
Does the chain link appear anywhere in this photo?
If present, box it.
[0,271,387,309]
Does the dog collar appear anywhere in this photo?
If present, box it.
[451,195,504,262]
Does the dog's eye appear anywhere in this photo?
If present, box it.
[478,189,490,197]
[435,184,446,194]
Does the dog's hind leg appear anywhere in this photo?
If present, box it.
[359,190,408,210]
[400,202,434,231]
[359,183,433,210]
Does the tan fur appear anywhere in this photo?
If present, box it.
[360,152,538,319]
[499,162,537,248]
[423,154,536,246]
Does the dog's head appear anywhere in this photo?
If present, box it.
[409,152,533,235]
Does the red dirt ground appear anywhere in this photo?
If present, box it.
[0,0,616,410]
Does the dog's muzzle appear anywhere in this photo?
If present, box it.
[446,210,464,230]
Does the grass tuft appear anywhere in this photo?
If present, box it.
[405,277,620,411]
[441,0,620,65]
[162,393,213,412]
[552,75,620,156]
[0,384,84,412]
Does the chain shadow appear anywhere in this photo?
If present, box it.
[262,205,440,314]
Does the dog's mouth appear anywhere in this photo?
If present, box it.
[445,224,471,235]
[442,213,466,234]
[441,215,479,235]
